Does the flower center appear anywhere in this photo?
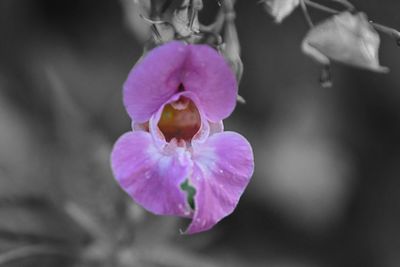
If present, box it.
[158,97,201,142]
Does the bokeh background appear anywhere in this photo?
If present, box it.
[1,0,400,266]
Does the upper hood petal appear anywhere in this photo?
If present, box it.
[123,41,188,123]
[123,41,238,123]
[182,44,238,122]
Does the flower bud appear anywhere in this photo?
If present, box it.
[302,12,389,73]
[261,0,300,23]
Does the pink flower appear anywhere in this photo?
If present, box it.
[111,41,254,234]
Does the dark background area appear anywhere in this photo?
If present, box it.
[0,0,400,266]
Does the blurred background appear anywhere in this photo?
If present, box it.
[0,0,400,266]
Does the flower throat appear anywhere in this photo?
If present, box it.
[158,97,201,142]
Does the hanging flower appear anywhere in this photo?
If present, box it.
[302,12,388,72]
[261,0,300,23]
[111,41,254,234]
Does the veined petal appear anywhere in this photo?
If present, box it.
[186,132,254,234]
[184,45,238,122]
[123,41,188,123]
[111,131,192,217]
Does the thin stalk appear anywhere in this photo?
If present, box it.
[300,0,314,28]
[188,0,197,30]
[304,0,338,14]
[370,21,400,44]
[139,14,168,25]
[151,24,163,42]
[139,14,171,42]
[331,0,355,11]
[222,0,236,23]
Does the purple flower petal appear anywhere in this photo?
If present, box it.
[186,132,254,234]
[123,41,238,123]
[111,131,193,217]
[209,121,224,135]
[123,41,188,123]
[184,45,238,122]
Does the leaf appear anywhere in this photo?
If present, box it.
[261,0,300,23]
[302,12,389,72]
